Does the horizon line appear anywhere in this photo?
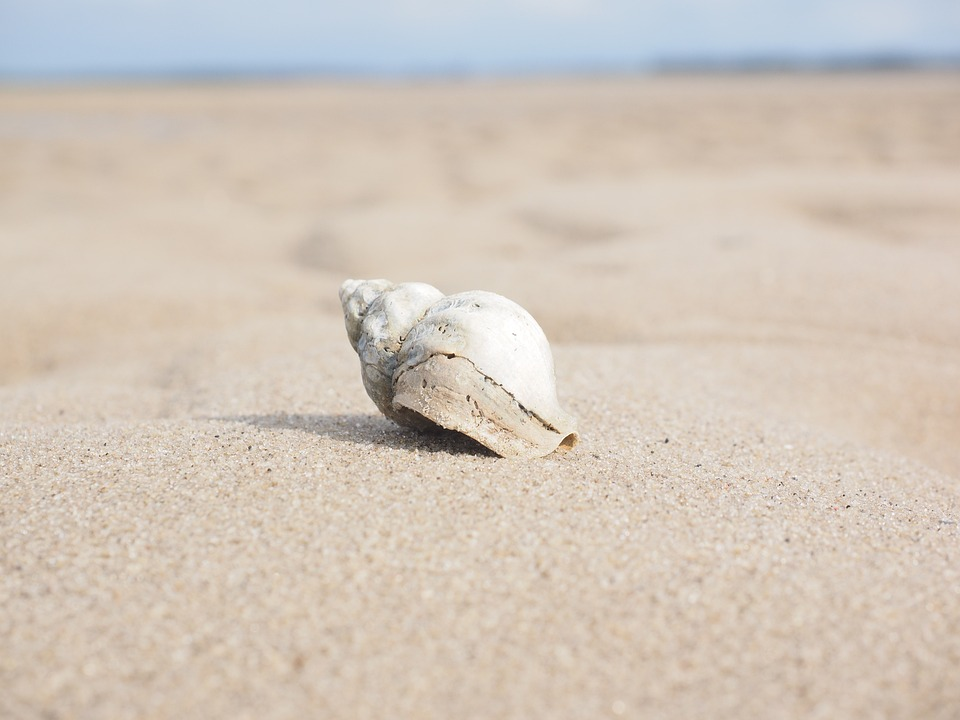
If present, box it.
[2,52,959,85]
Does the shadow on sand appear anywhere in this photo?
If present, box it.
[220,413,496,457]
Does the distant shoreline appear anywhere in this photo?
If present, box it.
[2,53,959,86]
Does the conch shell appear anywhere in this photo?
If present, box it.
[339,279,579,459]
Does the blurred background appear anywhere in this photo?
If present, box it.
[1,0,959,474]
[2,0,960,79]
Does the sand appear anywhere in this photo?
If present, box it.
[2,73,959,718]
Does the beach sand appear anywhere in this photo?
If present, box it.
[2,73,959,718]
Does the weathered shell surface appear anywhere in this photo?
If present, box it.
[339,279,579,458]
[339,279,444,427]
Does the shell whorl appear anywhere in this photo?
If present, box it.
[339,279,444,425]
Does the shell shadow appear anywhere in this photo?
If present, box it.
[220,413,496,457]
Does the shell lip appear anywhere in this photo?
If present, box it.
[392,351,578,459]
[415,351,578,437]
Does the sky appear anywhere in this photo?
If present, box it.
[1,0,959,78]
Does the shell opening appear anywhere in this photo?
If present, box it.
[556,432,580,453]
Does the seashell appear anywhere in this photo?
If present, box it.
[339,279,579,458]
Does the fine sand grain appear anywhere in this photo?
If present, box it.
[2,73,959,718]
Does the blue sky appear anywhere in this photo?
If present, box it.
[2,0,959,77]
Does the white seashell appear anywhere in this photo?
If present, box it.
[339,279,579,458]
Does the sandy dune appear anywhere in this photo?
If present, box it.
[2,73,959,718]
